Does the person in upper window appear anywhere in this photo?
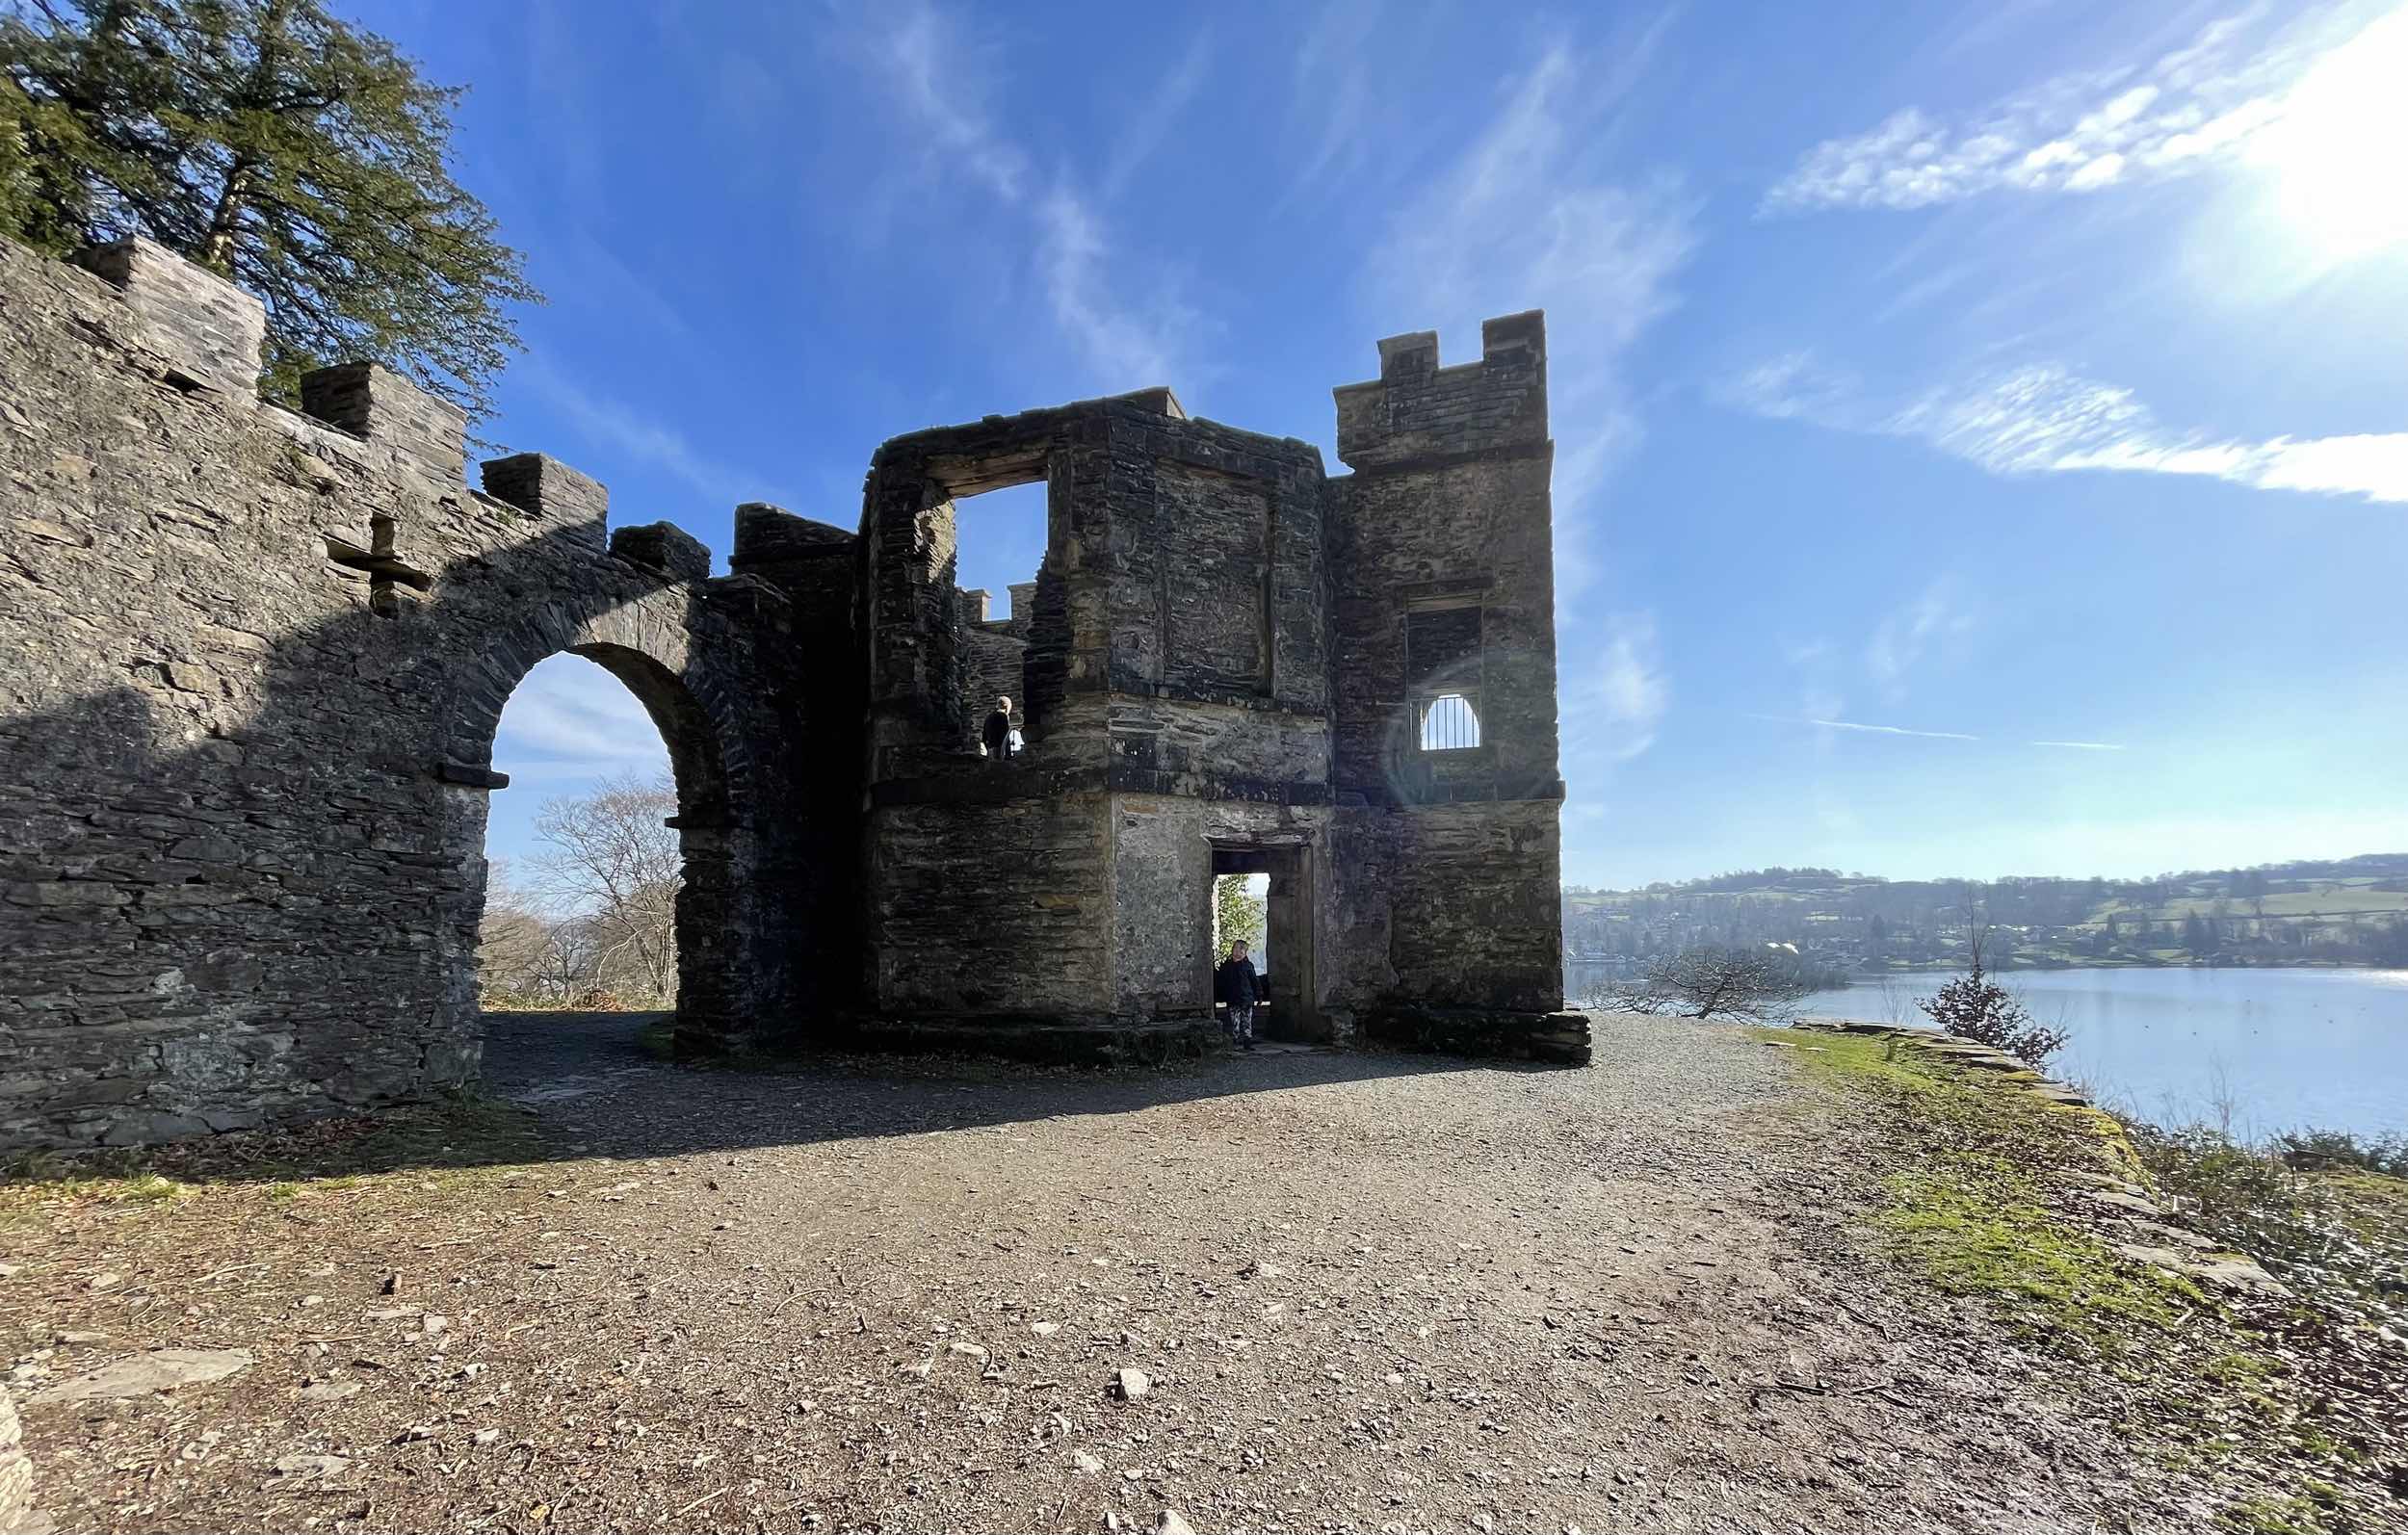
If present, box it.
[982,695,1016,761]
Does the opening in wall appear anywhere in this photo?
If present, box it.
[1207,843,1322,1042]
[1420,692,1482,750]
[951,478,1049,749]
[1403,602,1483,754]
[475,652,701,1066]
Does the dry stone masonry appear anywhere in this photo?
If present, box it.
[0,234,1582,1150]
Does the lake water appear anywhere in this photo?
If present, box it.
[1789,968,2408,1137]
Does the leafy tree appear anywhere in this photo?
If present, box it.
[0,0,538,419]
[1917,927,2069,1068]
[1214,875,1265,957]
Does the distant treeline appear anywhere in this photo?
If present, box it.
[1564,854,2408,973]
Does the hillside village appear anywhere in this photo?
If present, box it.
[1565,853,2408,974]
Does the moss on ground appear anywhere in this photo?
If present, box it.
[1771,1029,2201,1356]
[1767,1028,2395,1534]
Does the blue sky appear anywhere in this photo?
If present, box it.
[353,0,2408,890]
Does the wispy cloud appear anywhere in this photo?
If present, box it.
[1724,353,2408,505]
[1285,0,1382,196]
[1771,715,1981,741]
[1763,4,2383,214]
[1566,613,1670,764]
[496,655,675,768]
[1369,33,1696,597]
[1100,29,1216,200]
[1756,717,2133,751]
[1033,190,1197,386]
[860,2,1204,391]
[1867,577,1975,700]
[515,354,779,510]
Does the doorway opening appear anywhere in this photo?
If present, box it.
[1207,843,1321,1042]
[472,646,721,1074]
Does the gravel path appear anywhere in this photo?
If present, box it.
[10,1014,2200,1533]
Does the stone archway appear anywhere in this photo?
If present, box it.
[434,590,750,1061]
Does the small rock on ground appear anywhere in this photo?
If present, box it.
[32,1349,253,1404]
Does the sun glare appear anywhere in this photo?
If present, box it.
[2258,8,2408,261]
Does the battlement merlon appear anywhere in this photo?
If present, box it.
[729,503,856,568]
[72,235,266,400]
[1331,310,1550,473]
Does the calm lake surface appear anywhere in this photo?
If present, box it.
[1793,968,2408,1137]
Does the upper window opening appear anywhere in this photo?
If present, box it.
[1421,693,1481,750]
[953,479,1048,621]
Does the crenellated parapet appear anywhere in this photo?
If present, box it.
[52,232,755,586]
[1333,311,1549,472]
[0,231,834,1147]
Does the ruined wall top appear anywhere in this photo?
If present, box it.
[1332,311,1549,473]
[25,233,777,586]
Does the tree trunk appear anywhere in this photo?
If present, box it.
[200,159,254,271]
[200,0,294,273]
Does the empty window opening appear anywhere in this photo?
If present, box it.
[954,479,1048,632]
[480,655,682,1036]
[952,478,1049,747]
[1421,692,1482,750]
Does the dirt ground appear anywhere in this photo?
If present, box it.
[0,1013,2344,1533]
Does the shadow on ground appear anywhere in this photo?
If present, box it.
[6,1009,1574,1187]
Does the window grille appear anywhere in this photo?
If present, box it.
[1420,693,1481,750]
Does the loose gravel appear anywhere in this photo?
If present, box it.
[3,1012,2236,1533]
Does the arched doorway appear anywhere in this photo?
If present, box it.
[433,596,746,1073]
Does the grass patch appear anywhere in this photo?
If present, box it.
[1879,1158,2199,1346]
[1777,1030,2198,1352]
[1772,1027,2406,1533]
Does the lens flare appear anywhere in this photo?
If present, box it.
[2258,8,2408,261]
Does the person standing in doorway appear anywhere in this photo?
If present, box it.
[982,694,1016,761]
[1215,939,1260,1052]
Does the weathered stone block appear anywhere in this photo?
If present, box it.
[301,362,467,485]
[480,452,608,542]
[610,521,711,584]
[73,235,266,399]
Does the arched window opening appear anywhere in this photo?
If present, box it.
[477,653,684,1049]
[1421,692,1481,751]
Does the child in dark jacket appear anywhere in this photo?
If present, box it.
[1214,940,1260,1051]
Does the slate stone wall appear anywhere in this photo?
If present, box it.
[0,237,819,1148]
[1,230,1580,1148]
[1325,313,1570,1048]
[852,323,1569,1054]
[866,794,1112,1018]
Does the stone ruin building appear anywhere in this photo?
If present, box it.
[0,235,1584,1150]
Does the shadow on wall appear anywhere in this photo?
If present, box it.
[0,234,846,1147]
[0,510,801,1145]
